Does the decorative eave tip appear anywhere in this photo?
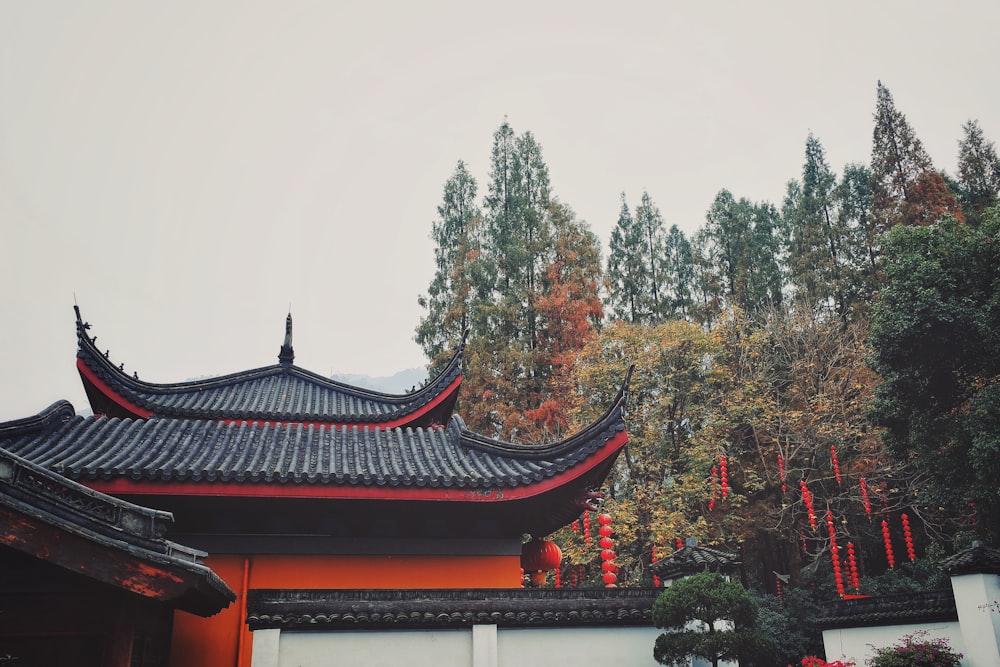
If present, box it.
[278,311,294,365]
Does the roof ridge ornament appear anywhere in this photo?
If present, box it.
[278,312,294,365]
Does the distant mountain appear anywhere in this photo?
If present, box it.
[331,367,429,394]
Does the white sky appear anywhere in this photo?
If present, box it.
[2,1,999,420]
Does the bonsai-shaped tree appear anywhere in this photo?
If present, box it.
[652,571,773,667]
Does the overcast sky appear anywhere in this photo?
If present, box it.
[2,1,998,420]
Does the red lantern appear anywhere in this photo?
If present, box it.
[600,548,616,561]
[521,538,562,585]
[582,512,592,547]
[800,480,817,530]
[830,445,842,485]
[601,560,616,572]
[598,524,613,537]
[598,513,613,526]
[675,537,683,551]
[599,536,614,549]
[602,572,617,585]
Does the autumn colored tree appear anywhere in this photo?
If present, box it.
[557,320,728,585]
[956,119,1000,225]
[871,81,963,231]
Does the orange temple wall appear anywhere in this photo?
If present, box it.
[169,553,522,667]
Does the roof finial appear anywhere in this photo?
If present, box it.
[278,311,294,365]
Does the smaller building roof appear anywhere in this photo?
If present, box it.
[816,589,957,630]
[939,541,1000,576]
[0,442,234,616]
[246,588,658,630]
[649,544,741,581]
[74,306,463,428]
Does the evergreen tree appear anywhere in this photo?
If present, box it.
[416,161,482,372]
[871,81,962,230]
[606,194,650,323]
[698,190,783,317]
[635,190,669,319]
[784,134,846,316]
[662,224,695,319]
[835,162,880,308]
[956,119,1000,225]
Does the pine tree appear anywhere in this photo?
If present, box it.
[956,119,1000,225]
[635,191,669,319]
[662,224,695,319]
[416,161,482,371]
[871,81,962,230]
[606,194,650,323]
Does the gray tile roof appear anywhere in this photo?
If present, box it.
[816,589,957,629]
[75,307,463,426]
[246,588,658,630]
[0,441,234,616]
[649,544,741,580]
[0,391,627,493]
[939,541,1000,576]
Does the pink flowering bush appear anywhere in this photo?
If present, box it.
[799,656,854,667]
[867,632,962,667]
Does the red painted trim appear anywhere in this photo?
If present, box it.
[219,375,463,429]
[77,357,154,419]
[84,431,628,502]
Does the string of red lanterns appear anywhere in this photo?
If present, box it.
[709,466,719,510]
[826,510,845,598]
[598,513,617,587]
[881,519,895,569]
[720,455,729,499]
[846,542,861,592]
[675,537,684,551]
[777,454,786,493]
[901,513,916,561]
[651,546,661,587]
[582,511,592,548]
[800,480,817,530]
[830,445,842,485]
[859,478,872,518]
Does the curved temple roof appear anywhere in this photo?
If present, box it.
[74,306,463,428]
[1,373,630,537]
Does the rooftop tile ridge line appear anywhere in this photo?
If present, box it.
[75,305,463,402]
[456,365,632,459]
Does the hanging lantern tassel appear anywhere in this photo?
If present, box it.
[598,513,617,588]
[881,520,895,569]
[830,445,842,485]
[901,514,917,561]
[847,542,861,591]
[859,478,872,518]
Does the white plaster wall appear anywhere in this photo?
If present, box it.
[497,626,662,667]
[277,629,472,667]
[952,573,1000,667]
[822,622,964,667]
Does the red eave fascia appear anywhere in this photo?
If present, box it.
[77,357,154,418]
[83,430,628,502]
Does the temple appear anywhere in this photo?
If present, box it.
[0,308,642,667]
